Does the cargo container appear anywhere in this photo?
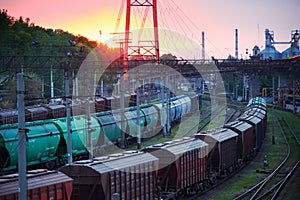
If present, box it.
[0,169,73,200]
[143,137,208,196]
[194,128,238,175]
[239,116,263,151]
[224,121,254,160]
[60,151,158,200]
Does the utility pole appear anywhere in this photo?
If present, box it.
[161,71,166,138]
[17,73,27,200]
[136,67,141,149]
[166,87,171,136]
[87,102,93,159]
[50,65,54,102]
[41,76,44,98]
[65,68,72,164]
[293,80,296,114]
[120,77,126,148]
[137,85,141,149]
[272,75,275,144]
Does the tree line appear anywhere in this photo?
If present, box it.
[0,9,119,108]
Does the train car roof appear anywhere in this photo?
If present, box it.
[239,115,261,125]
[143,137,208,157]
[224,120,252,132]
[0,169,72,196]
[242,109,266,120]
[63,151,158,175]
[0,110,18,117]
[45,104,66,109]
[26,106,48,112]
[247,97,266,108]
[195,128,238,142]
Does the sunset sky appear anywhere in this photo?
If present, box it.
[1,0,299,58]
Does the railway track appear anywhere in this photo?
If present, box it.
[177,105,227,138]
[226,104,243,123]
[233,115,300,200]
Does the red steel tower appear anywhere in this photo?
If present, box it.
[124,0,160,64]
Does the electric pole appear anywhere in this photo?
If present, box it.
[272,75,275,144]
[65,68,72,164]
[17,73,27,200]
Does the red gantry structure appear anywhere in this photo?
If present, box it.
[123,0,160,77]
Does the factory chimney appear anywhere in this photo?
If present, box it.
[202,32,205,59]
[235,29,238,59]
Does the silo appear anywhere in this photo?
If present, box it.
[260,29,282,60]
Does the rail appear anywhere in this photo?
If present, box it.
[233,114,299,200]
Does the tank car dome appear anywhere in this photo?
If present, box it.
[281,46,300,59]
[260,46,282,60]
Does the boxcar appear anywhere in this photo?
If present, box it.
[194,128,238,176]
[0,169,73,200]
[143,137,208,196]
[45,104,66,119]
[244,107,267,138]
[0,110,19,125]
[224,121,254,160]
[59,151,158,200]
[239,116,263,151]
[129,93,137,107]
[102,96,115,111]
[95,97,106,112]
[72,101,96,116]
[26,106,49,121]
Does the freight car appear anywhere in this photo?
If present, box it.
[239,115,263,151]
[0,94,196,173]
[247,96,267,109]
[243,106,267,138]
[57,97,267,199]
[0,169,73,200]
[194,128,238,178]
[59,151,158,200]
[0,90,201,125]
[142,137,208,198]
[0,93,137,125]
[223,121,255,161]
[0,115,101,173]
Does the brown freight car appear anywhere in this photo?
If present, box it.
[59,151,158,200]
[142,137,208,197]
[45,104,66,119]
[239,115,263,151]
[194,128,238,177]
[243,107,267,138]
[224,120,255,161]
[26,106,49,121]
[0,169,73,200]
[95,97,106,112]
[0,110,19,125]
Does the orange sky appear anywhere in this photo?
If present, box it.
[1,0,299,58]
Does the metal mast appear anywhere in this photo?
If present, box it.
[124,0,160,63]
[17,73,27,200]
